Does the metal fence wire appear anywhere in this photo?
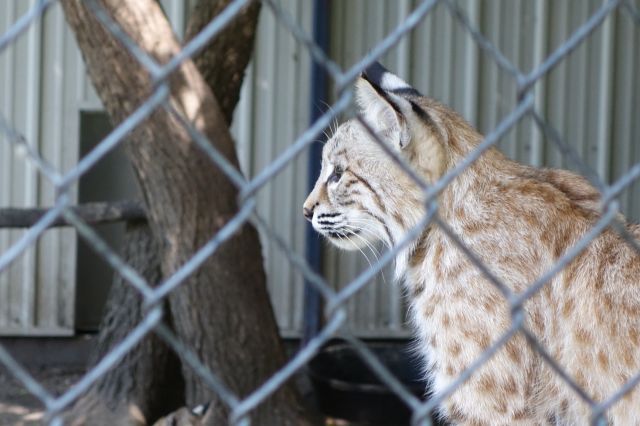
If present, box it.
[1,0,640,425]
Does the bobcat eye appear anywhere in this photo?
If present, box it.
[328,166,344,184]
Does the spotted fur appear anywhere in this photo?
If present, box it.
[303,62,640,425]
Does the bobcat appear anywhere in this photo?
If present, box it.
[303,62,640,425]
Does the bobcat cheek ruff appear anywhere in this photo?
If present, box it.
[303,62,640,425]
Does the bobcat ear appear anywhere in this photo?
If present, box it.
[355,62,417,150]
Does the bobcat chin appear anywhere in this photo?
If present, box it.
[303,62,640,425]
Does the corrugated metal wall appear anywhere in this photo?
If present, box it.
[0,0,638,337]
[232,1,313,336]
[327,0,640,337]
[0,0,191,335]
[0,1,80,335]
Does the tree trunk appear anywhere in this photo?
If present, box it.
[61,0,311,424]
[64,4,262,422]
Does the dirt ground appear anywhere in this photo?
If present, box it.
[0,367,400,426]
[0,366,84,426]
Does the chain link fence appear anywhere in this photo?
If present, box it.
[1,0,639,425]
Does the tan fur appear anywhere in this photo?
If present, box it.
[303,69,640,425]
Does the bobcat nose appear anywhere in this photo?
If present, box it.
[303,206,314,221]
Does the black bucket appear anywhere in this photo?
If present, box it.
[308,341,442,425]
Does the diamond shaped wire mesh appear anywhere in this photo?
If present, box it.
[0,0,639,425]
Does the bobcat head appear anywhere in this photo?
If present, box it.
[303,62,468,254]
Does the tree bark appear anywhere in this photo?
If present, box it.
[185,0,261,125]
[61,0,310,424]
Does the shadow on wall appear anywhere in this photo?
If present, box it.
[75,111,140,332]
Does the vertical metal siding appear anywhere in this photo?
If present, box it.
[0,0,638,337]
[326,0,640,337]
[0,0,79,335]
[232,1,313,336]
[0,1,16,331]
[0,0,191,335]
[37,4,73,332]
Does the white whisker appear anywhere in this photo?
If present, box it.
[342,224,388,285]
[342,224,381,257]
[348,218,393,250]
[342,230,377,280]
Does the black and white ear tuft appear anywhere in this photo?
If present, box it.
[355,62,418,150]
[362,61,420,96]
